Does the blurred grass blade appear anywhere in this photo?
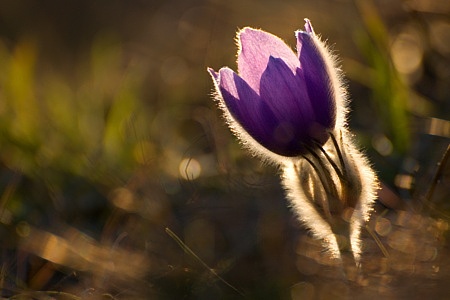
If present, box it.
[425,144,450,203]
[355,0,411,154]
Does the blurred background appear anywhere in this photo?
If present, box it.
[0,0,449,299]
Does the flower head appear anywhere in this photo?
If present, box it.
[209,19,344,159]
[208,19,378,266]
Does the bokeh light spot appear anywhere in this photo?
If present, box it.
[391,29,423,75]
[111,187,136,212]
[427,117,450,138]
[372,134,393,156]
[375,217,392,237]
[394,174,413,189]
[179,157,201,180]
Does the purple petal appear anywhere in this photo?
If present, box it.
[214,67,311,156]
[259,56,313,121]
[303,18,315,35]
[237,27,300,94]
[214,68,279,150]
[259,57,318,155]
[296,31,336,133]
[208,67,219,82]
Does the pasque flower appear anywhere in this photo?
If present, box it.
[209,19,378,267]
[208,19,341,158]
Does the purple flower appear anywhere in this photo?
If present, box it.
[209,19,337,157]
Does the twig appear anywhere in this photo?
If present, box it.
[165,227,244,296]
[365,225,390,259]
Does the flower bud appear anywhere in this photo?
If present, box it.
[209,19,342,159]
